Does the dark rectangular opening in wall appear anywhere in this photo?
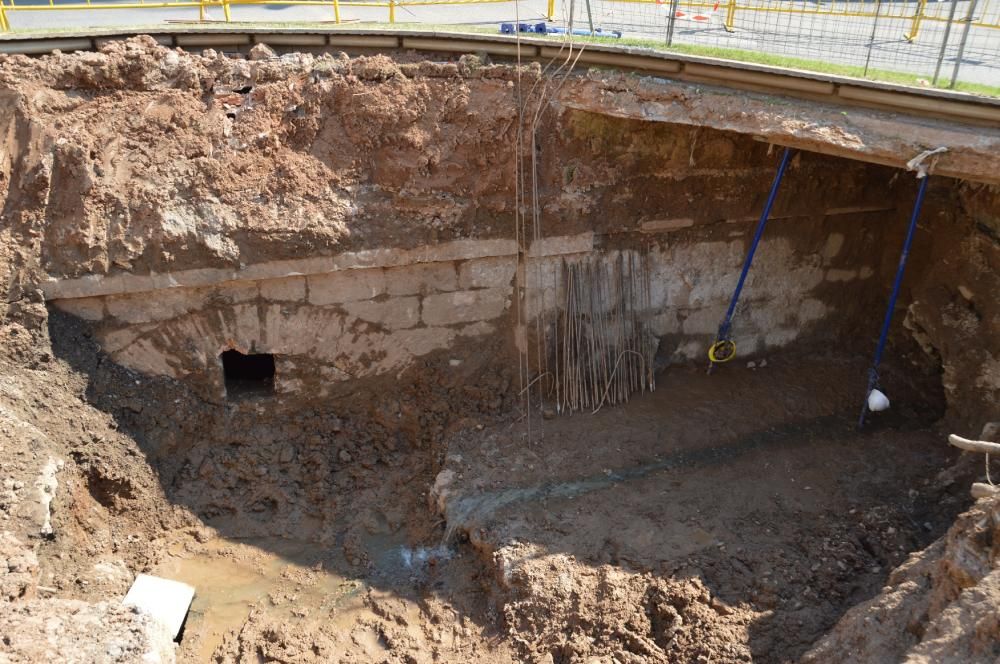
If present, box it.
[221,350,275,399]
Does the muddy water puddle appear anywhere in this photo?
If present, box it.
[156,538,367,661]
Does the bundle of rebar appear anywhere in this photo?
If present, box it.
[509,28,592,428]
[549,250,656,414]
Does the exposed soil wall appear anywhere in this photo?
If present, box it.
[2,37,992,416]
[905,184,1000,426]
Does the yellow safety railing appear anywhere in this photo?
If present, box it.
[905,0,928,41]
[0,0,540,31]
[1,0,998,36]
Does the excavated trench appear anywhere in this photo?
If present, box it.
[1,37,999,664]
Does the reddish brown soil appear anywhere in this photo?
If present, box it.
[1,37,998,664]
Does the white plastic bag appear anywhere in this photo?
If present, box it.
[867,389,890,412]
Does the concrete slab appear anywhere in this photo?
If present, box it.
[122,573,195,640]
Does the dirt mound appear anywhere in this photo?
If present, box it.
[498,547,753,663]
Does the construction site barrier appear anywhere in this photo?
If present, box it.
[0,0,532,31]
[608,0,1000,37]
[3,0,1000,36]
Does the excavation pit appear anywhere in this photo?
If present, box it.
[1,37,998,664]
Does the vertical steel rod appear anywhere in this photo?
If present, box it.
[665,0,680,45]
[863,0,882,77]
[949,0,979,88]
[932,0,961,85]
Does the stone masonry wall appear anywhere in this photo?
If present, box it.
[50,238,525,401]
[49,210,886,401]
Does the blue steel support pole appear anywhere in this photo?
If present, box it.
[858,175,930,430]
[710,146,794,367]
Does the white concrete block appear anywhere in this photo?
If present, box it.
[42,239,520,302]
[422,289,508,326]
[230,304,261,351]
[731,334,762,357]
[523,285,559,321]
[106,289,206,324]
[157,267,237,291]
[293,309,346,361]
[397,327,456,357]
[516,256,563,290]
[98,325,154,354]
[748,303,789,330]
[122,573,194,640]
[687,274,734,308]
[821,233,845,264]
[650,311,681,336]
[110,338,179,379]
[259,276,306,301]
[459,257,517,289]
[764,328,798,348]
[52,297,105,321]
[212,280,259,303]
[308,270,385,305]
[458,321,496,337]
[648,253,692,309]
[344,297,420,330]
[527,233,594,258]
[385,263,458,295]
[675,339,704,361]
[40,273,122,300]
[239,257,328,282]
[405,238,517,264]
[799,298,828,324]
[681,306,726,336]
[640,218,695,233]
[330,239,517,271]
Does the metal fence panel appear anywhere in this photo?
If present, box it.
[582,0,1000,87]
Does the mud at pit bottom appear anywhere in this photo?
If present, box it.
[155,538,363,662]
[158,534,501,663]
[135,350,966,663]
[432,350,969,662]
